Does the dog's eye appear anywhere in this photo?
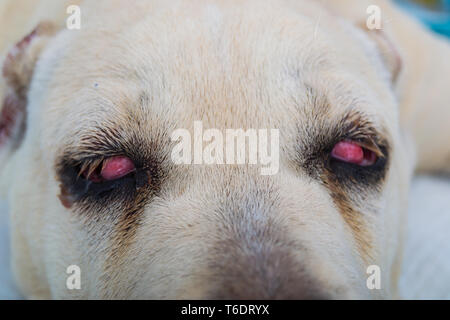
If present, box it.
[331,141,377,166]
[81,156,136,183]
[57,154,152,209]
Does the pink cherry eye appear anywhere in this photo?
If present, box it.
[101,156,136,180]
[331,141,377,166]
[82,156,136,182]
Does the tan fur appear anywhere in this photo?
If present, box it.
[0,0,448,299]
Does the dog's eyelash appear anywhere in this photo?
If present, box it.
[77,157,105,179]
[325,137,390,189]
[56,155,133,204]
[56,148,163,210]
[351,138,385,158]
[299,110,391,188]
[332,111,389,157]
[337,135,386,159]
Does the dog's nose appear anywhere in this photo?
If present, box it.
[207,245,329,299]
[206,214,328,299]
[199,178,330,299]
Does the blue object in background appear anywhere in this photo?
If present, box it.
[394,0,450,37]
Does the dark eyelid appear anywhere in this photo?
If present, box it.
[324,113,391,187]
[56,154,149,206]
[298,109,391,181]
[337,111,390,156]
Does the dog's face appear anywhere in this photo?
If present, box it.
[1,0,413,299]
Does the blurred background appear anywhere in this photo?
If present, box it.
[395,0,450,36]
[392,2,450,300]
[0,0,449,299]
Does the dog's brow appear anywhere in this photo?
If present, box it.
[296,85,392,181]
[301,83,388,141]
[75,127,130,159]
[303,84,330,112]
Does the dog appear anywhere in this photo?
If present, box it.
[0,0,449,299]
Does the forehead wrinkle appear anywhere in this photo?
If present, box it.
[293,75,389,134]
[90,4,337,130]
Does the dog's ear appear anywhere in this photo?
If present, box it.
[0,22,57,180]
[367,29,402,83]
[358,23,403,83]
